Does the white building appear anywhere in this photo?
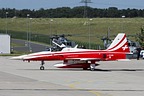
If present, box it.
[0,34,10,54]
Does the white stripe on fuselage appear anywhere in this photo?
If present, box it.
[23,49,103,59]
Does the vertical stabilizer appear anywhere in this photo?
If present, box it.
[106,33,130,53]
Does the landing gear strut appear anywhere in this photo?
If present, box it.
[90,64,95,71]
[40,61,45,70]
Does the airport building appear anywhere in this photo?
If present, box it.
[0,34,10,54]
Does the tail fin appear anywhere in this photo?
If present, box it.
[106,33,130,53]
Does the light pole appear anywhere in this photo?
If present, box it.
[89,18,92,49]
[50,19,53,45]
[26,14,32,52]
[26,14,30,45]
[29,18,33,52]
[6,12,8,34]
[122,15,125,32]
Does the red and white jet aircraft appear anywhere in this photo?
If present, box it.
[12,33,130,71]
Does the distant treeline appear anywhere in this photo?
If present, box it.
[0,6,144,18]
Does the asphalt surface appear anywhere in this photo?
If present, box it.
[0,56,144,96]
[11,39,48,52]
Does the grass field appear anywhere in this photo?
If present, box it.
[0,18,144,47]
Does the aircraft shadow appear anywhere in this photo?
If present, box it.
[19,68,144,72]
[95,69,144,72]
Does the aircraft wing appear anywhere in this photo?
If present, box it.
[65,58,101,61]
[55,58,101,69]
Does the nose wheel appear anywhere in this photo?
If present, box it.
[40,66,45,70]
[40,61,45,70]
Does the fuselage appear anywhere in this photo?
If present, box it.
[23,48,127,61]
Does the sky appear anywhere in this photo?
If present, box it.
[0,0,144,10]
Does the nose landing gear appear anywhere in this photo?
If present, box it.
[40,61,45,70]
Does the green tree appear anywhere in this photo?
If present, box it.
[107,7,119,17]
[72,6,84,18]
[136,27,144,48]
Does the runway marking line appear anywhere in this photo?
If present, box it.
[69,82,103,96]
[89,91,102,96]
[69,82,80,88]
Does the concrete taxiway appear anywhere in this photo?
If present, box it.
[0,56,144,96]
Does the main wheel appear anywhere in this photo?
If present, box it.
[90,64,95,71]
[90,68,95,71]
[40,66,45,70]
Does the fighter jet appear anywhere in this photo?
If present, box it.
[12,33,131,71]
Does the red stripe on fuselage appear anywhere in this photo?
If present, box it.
[24,50,127,61]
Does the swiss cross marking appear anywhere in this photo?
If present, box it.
[122,45,128,50]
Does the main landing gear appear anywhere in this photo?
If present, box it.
[90,64,96,71]
[40,61,45,70]
[82,64,96,71]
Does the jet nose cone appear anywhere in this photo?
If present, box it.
[10,55,28,60]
